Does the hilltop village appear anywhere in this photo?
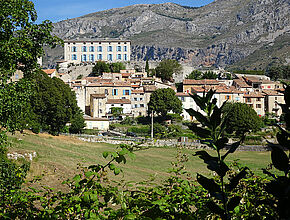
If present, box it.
[38,39,285,131]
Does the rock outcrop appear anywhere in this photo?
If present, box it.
[44,0,290,69]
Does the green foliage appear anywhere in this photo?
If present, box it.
[232,69,265,75]
[186,70,217,80]
[261,83,290,219]
[0,0,61,81]
[0,79,32,133]
[69,110,85,134]
[110,62,126,73]
[222,102,263,136]
[127,125,150,136]
[186,89,246,219]
[91,61,110,76]
[91,61,125,76]
[76,74,83,80]
[29,70,83,135]
[121,116,137,125]
[145,58,149,73]
[148,88,182,117]
[155,59,182,82]
[266,65,290,80]
[111,107,123,119]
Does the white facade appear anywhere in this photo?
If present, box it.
[64,39,131,63]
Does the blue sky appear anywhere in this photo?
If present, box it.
[34,0,214,23]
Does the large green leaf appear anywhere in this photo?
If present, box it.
[269,143,289,172]
[226,167,248,192]
[196,174,220,193]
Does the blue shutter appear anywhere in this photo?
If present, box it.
[123,90,125,95]
[116,89,118,95]
[129,90,131,95]
[112,89,114,95]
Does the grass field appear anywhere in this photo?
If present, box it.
[8,131,276,190]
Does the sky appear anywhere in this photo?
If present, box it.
[34,0,214,23]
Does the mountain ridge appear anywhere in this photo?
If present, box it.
[44,0,290,69]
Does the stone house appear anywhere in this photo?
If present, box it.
[243,92,265,116]
[262,90,285,116]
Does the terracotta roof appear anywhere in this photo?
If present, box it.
[183,79,219,85]
[190,85,243,94]
[262,90,284,96]
[244,92,265,98]
[72,83,82,87]
[176,92,190,97]
[106,99,131,104]
[132,89,144,94]
[233,79,251,88]
[42,69,56,75]
[143,85,157,92]
[131,85,140,88]
[87,82,131,87]
[90,94,106,98]
[121,73,131,77]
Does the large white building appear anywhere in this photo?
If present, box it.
[64,39,131,63]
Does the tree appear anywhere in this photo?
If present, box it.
[29,70,83,135]
[110,107,123,119]
[222,102,263,136]
[186,70,203,79]
[155,59,182,82]
[69,109,86,134]
[145,58,149,73]
[186,70,217,80]
[266,65,290,80]
[91,61,110,76]
[148,88,182,117]
[110,62,126,73]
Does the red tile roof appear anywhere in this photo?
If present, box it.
[42,69,56,75]
[183,79,219,85]
[106,99,131,104]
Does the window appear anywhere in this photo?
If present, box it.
[140,104,144,107]
[82,46,87,52]
[108,46,112,52]
[117,54,121,60]
[134,97,138,101]
[72,46,77,52]
[98,54,102,60]
[105,89,108,95]
[117,46,121,52]
[257,98,261,101]
[256,104,261,108]
[123,90,130,95]
[246,98,251,103]
[225,95,231,100]
[108,54,113,61]
[235,97,240,101]
[100,110,102,113]
[121,104,123,106]
[140,98,143,101]
[98,46,102,52]
[181,97,185,102]
[124,46,127,51]
[90,54,94,61]
[72,54,77,60]
[82,54,87,61]
[124,54,127,61]
[135,104,138,108]
[112,89,118,96]
[89,46,94,52]
[275,97,277,100]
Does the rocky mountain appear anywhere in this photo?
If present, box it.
[45,0,290,69]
